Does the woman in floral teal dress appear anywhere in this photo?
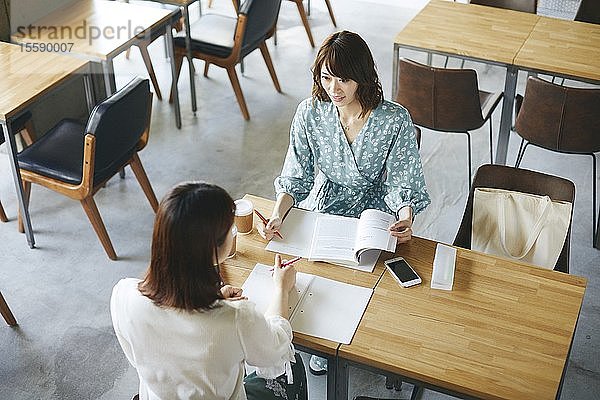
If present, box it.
[258,30,430,376]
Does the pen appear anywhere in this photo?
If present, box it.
[254,209,284,239]
[270,256,302,271]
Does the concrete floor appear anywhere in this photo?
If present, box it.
[1,0,598,399]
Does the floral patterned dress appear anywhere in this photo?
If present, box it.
[275,98,430,218]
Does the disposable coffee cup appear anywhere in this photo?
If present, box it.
[227,225,237,258]
[234,199,254,234]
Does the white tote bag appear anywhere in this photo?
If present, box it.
[471,188,572,269]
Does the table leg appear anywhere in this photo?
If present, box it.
[392,44,399,101]
[1,121,35,248]
[166,25,182,129]
[495,65,517,165]
[335,357,349,400]
[101,59,116,98]
[183,4,198,113]
[83,69,95,113]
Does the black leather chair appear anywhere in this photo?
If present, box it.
[396,58,503,186]
[0,111,36,222]
[170,0,282,120]
[454,164,575,273]
[16,77,159,260]
[575,0,600,24]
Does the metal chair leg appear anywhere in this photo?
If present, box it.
[489,118,494,164]
[515,140,528,167]
[593,154,597,247]
[466,132,472,187]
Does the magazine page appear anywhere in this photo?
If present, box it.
[265,208,319,258]
[308,214,358,265]
[354,209,397,259]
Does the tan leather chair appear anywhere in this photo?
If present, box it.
[454,164,575,273]
[396,58,503,186]
[514,76,600,247]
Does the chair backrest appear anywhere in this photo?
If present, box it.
[470,0,537,13]
[239,0,282,49]
[515,77,600,154]
[453,164,575,273]
[575,0,600,24]
[396,58,484,132]
[85,77,152,182]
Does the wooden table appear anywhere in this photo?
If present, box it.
[336,237,587,400]
[515,16,600,85]
[0,42,90,248]
[222,194,386,400]
[392,0,539,165]
[11,0,182,128]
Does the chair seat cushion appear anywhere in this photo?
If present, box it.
[17,119,135,186]
[174,14,237,59]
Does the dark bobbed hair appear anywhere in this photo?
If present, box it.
[139,181,235,311]
[311,30,384,117]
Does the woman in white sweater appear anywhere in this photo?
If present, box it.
[110,182,307,400]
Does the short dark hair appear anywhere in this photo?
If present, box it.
[139,182,235,311]
[311,30,383,117]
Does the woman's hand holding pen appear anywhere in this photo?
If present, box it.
[220,285,247,301]
[257,215,283,241]
[272,254,296,293]
[389,206,413,244]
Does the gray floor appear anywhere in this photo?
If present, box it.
[1,0,599,399]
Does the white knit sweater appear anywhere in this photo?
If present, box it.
[110,278,295,400]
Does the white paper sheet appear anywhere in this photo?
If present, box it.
[242,264,373,344]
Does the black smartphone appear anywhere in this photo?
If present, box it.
[384,257,422,287]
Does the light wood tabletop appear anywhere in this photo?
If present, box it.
[515,16,600,83]
[222,194,387,356]
[394,0,539,65]
[0,42,89,121]
[11,0,174,61]
[337,236,587,400]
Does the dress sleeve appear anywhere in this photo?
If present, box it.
[274,101,315,205]
[383,109,431,216]
[235,302,296,383]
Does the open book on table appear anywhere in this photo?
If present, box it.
[241,263,373,344]
[265,208,397,272]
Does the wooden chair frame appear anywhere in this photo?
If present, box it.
[0,290,17,326]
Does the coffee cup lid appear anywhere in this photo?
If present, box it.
[234,199,253,216]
